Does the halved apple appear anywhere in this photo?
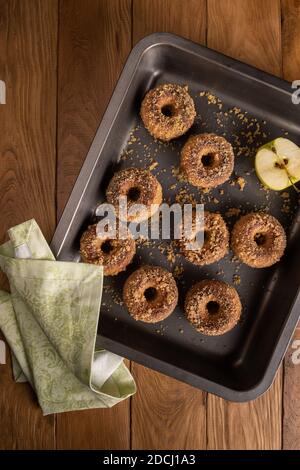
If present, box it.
[255,138,300,190]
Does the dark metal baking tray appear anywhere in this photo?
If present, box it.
[51,33,300,401]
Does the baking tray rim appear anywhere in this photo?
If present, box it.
[51,32,300,402]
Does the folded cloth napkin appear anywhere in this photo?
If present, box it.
[0,219,136,415]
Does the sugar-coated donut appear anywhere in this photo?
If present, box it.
[140,83,196,141]
[179,211,229,266]
[106,167,162,223]
[180,133,234,189]
[231,212,286,268]
[80,224,136,276]
[185,280,242,336]
[123,265,178,323]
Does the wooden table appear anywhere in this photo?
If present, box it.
[0,0,300,450]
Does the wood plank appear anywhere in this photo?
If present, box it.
[207,373,282,449]
[132,0,207,450]
[0,0,57,449]
[133,0,207,45]
[132,366,207,450]
[281,0,300,82]
[0,336,55,449]
[56,0,132,449]
[281,0,300,450]
[206,0,283,450]
[207,0,282,76]
[283,328,300,449]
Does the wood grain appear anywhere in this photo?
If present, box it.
[281,0,300,450]
[207,0,282,76]
[56,0,132,449]
[281,0,300,82]
[57,0,131,218]
[1,0,299,450]
[283,328,300,449]
[207,373,282,449]
[133,0,207,45]
[0,0,57,449]
[131,0,207,450]
[0,0,57,236]
[0,336,55,449]
[206,0,283,450]
[132,366,206,450]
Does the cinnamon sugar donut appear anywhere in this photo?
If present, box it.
[231,212,286,268]
[123,265,178,323]
[80,224,136,276]
[185,280,242,336]
[180,133,234,189]
[179,211,229,266]
[140,83,196,141]
[106,167,162,223]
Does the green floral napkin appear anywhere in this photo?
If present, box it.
[0,219,136,415]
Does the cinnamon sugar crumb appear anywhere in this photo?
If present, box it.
[173,265,184,278]
[149,161,158,171]
[237,177,246,191]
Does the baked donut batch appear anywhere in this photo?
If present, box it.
[80,83,287,337]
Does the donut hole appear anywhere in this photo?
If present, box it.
[204,230,210,243]
[254,232,267,246]
[201,152,217,168]
[206,300,220,315]
[192,230,209,249]
[101,240,114,254]
[161,104,176,117]
[144,286,158,302]
[127,186,141,202]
